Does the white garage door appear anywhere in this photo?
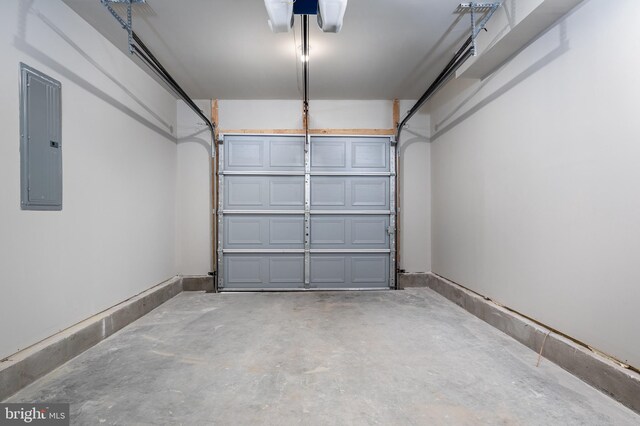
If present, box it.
[217,134,396,290]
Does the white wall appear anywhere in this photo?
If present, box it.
[397,101,431,274]
[0,1,178,359]
[176,100,212,275]
[429,0,640,368]
[176,99,431,275]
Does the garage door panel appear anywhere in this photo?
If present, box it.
[310,217,346,245]
[269,217,305,246]
[226,178,264,207]
[351,179,388,207]
[351,140,387,169]
[351,216,389,246]
[310,179,346,207]
[227,139,264,168]
[310,215,389,249]
[270,179,305,206]
[269,257,304,284]
[224,255,304,289]
[310,257,346,284]
[225,176,304,210]
[311,137,390,172]
[311,177,389,210]
[311,140,346,168]
[226,256,263,284]
[224,216,304,249]
[225,136,305,171]
[270,140,305,168]
[352,256,388,284]
[310,254,389,288]
[226,217,263,246]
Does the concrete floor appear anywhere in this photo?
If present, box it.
[6,289,639,425]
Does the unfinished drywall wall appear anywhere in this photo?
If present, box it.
[0,0,177,359]
[429,0,640,368]
[175,99,430,275]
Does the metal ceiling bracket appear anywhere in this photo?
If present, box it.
[396,2,502,142]
[101,0,129,31]
[100,0,144,53]
[458,2,501,56]
[126,0,133,53]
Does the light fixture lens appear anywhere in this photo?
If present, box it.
[264,0,294,33]
[317,0,348,33]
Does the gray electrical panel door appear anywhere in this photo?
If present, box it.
[20,64,62,210]
[218,135,395,290]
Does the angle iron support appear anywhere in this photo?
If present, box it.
[459,2,502,56]
[101,0,130,31]
[470,3,477,55]
[304,134,311,289]
[217,138,225,289]
[222,210,305,215]
[389,138,397,289]
[310,210,393,215]
[474,4,501,38]
[127,0,133,54]
[101,0,145,53]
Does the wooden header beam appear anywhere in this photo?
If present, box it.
[217,99,399,137]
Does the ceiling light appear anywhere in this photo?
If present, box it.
[317,0,348,33]
[264,0,294,33]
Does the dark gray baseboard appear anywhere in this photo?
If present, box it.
[0,276,184,401]
[407,272,640,414]
[398,272,430,288]
[181,275,214,292]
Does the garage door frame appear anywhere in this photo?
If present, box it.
[217,133,397,291]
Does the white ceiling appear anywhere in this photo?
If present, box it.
[62,0,474,100]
